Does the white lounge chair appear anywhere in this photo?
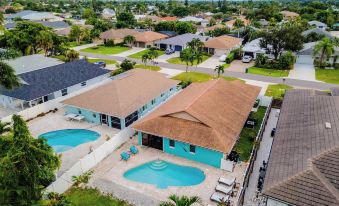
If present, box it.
[73,115,85,121]
[219,177,236,186]
[216,184,233,195]
[64,113,78,120]
[210,192,230,203]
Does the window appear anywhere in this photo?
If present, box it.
[110,116,121,129]
[161,93,165,97]
[170,88,174,91]
[189,145,196,154]
[81,81,87,86]
[169,140,175,148]
[61,88,68,96]
[142,104,147,111]
[125,111,138,127]
[151,99,156,105]
[78,109,82,114]
[93,113,96,118]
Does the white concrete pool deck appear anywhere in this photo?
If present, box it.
[89,137,248,206]
[28,108,119,177]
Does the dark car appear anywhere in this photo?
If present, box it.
[94,61,106,68]
[271,128,276,137]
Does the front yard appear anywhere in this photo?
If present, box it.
[247,67,290,77]
[265,84,294,100]
[167,55,210,65]
[315,68,339,84]
[80,45,130,55]
[87,58,117,65]
[128,49,164,59]
[134,64,161,71]
[172,71,243,83]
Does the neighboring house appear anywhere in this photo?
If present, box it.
[224,16,250,29]
[159,16,178,22]
[5,10,61,22]
[308,20,328,30]
[5,21,69,31]
[158,31,177,37]
[133,31,168,48]
[100,29,139,44]
[101,8,116,20]
[298,41,338,64]
[280,10,299,20]
[55,24,93,36]
[242,38,266,59]
[204,35,243,56]
[62,69,179,130]
[263,89,339,206]
[202,24,226,34]
[0,60,110,110]
[302,28,333,39]
[179,16,209,27]
[133,79,260,169]
[155,33,210,51]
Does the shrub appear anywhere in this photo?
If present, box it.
[255,53,268,67]
[231,48,242,60]
[104,39,114,47]
[120,59,136,71]
[277,51,295,70]
[111,68,125,76]
[255,53,295,70]
[225,52,234,64]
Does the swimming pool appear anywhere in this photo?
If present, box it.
[123,160,205,188]
[39,129,100,153]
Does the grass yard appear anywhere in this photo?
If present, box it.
[128,49,164,59]
[222,63,230,68]
[172,71,243,83]
[234,106,267,161]
[247,67,289,77]
[51,55,67,62]
[87,58,117,65]
[81,45,130,55]
[68,41,88,48]
[65,188,130,206]
[134,64,161,71]
[265,84,293,100]
[315,68,339,84]
[167,55,210,65]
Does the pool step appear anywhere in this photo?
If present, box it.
[149,160,168,170]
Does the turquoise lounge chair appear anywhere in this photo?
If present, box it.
[130,146,138,154]
[121,151,130,161]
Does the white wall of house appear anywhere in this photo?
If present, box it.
[266,198,290,206]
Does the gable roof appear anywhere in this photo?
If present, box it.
[62,69,179,118]
[263,89,339,206]
[308,20,327,27]
[179,16,207,23]
[302,28,333,38]
[1,60,110,101]
[133,31,168,43]
[155,33,210,46]
[204,35,242,49]
[100,29,139,40]
[280,10,299,17]
[133,79,260,153]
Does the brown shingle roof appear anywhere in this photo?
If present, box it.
[133,31,168,43]
[62,69,179,118]
[263,89,339,205]
[133,79,260,153]
[204,35,242,50]
[100,29,139,40]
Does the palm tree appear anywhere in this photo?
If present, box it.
[0,121,11,135]
[187,38,204,52]
[124,35,136,48]
[0,61,20,90]
[148,47,160,65]
[37,30,53,57]
[313,38,335,68]
[159,194,201,206]
[180,48,195,73]
[65,49,79,62]
[142,53,150,65]
[194,51,204,69]
[215,64,225,77]
[69,25,83,45]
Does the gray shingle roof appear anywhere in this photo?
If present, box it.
[5,21,69,30]
[263,89,339,205]
[155,33,210,47]
[302,28,333,38]
[1,60,110,101]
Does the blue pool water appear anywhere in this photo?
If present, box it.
[39,129,100,153]
[123,160,205,188]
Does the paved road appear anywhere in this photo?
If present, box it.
[80,52,339,90]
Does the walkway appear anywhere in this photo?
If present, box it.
[115,47,146,57]
[243,108,279,206]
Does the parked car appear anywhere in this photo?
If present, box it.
[242,55,253,63]
[271,128,276,137]
[94,61,106,68]
[219,54,227,62]
[165,48,175,55]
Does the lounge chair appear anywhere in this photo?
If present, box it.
[64,113,77,120]
[73,115,85,121]
[219,177,236,186]
[216,184,233,195]
[130,146,138,154]
[210,192,230,203]
[121,152,130,161]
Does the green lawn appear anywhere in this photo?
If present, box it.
[87,58,117,65]
[315,68,339,84]
[222,63,230,68]
[65,188,130,206]
[80,45,130,55]
[68,41,88,48]
[167,55,210,65]
[128,49,164,59]
[265,84,294,100]
[134,64,161,71]
[172,71,243,83]
[234,106,267,161]
[247,67,289,77]
[51,55,67,62]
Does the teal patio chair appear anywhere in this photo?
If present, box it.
[130,146,139,154]
[121,151,130,161]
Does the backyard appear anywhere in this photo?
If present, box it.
[172,71,242,83]
[128,49,164,59]
[265,84,294,100]
[247,67,290,77]
[80,45,130,55]
[167,54,210,65]
[315,68,339,84]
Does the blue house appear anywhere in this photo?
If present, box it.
[133,79,260,168]
[62,69,179,129]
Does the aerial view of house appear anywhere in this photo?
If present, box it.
[100,28,139,44]
[155,33,210,51]
[204,35,242,56]
[132,31,168,48]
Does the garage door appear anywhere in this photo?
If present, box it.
[174,45,182,51]
[296,55,314,64]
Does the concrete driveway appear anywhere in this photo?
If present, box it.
[198,55,222,69]
[227,60,254,72]
[288,56,316,81]
[156,52,179,63]
[115,47,146,57]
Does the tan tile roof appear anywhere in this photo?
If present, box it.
[263,89,339,205]
[133,79,260,153]
[280,10,299,17]
[203,24,226,32]
[204,35,242,50]
[100,29,139,40]
[225,16,250,28]
[160,16,178,21]
[133,31,168,43]
[62,69,179,118]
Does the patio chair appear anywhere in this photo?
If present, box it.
[130,146,138,154]
[64,113,78,121]
[216,184,233,195]
[210,192,230,203]
[219,177,236,186]
[120,151,130,161]
[73,115,85,121]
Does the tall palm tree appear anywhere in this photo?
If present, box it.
[187,38,204,52]
[194,51,204,69]
[142,53,150,65]
[124,35,136,48]
[65,49,79,62]
[215,64,225,77]
[148,48,160,65]
[313,38,335,68]
[37,30,53,57]
[180,48,195,73]
[159,194,201,206]
[0,61,20,90]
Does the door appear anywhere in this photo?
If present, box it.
[174,45,182,51]
[100,114,109,126]
[142,134,163,150]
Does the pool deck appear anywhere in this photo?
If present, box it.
[28,108,119,177]
[89,137,248,206]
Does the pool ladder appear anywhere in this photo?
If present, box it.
[149,160,168,170]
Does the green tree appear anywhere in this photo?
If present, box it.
[72,170,93,188]
[116,12,136,28]
[234,18,245,29]
[0,61,20,90]
[175,22,197,34]
[215,64,225,77]
[142,53,150,65]
[147,47,160,65]
[0,12,3,24]
[123,35,136,48]
[120,59,135,71]
[82,8,96,19]
[313,38,335,68]
[69,25,83,45]
[0,121,11,135]
[180,48,195,72]
[0,115,60,205]
[187,38,204,52]
[37,30,54,56]
[65,49,79,62]
[159,194,201,206]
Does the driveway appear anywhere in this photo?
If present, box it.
[288,55,316,81]
[156,52,179,63]
[227,60,254,72]
[198,55,222,69]
[115,47,146,57]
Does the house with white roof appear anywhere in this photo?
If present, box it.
[308,20,328,30]
[242,38,266,59]
[179,16,209,27]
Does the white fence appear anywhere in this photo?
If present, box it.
[45,127,135,194]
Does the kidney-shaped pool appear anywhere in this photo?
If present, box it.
[39,129,100,153]
[123,160,205,189]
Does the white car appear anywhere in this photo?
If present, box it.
[219,54,227,62]
[242,55,253,63]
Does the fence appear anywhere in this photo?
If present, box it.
[45,127,135,194]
